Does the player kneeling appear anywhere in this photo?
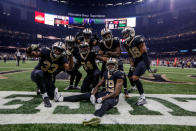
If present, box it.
[26,42,73,107]
[55,58,123,126]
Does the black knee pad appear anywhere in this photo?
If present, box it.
[31,70,44,82]
[76,70,82,78]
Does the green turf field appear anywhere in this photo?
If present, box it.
[0,61,196,94]
[0,61,196,130]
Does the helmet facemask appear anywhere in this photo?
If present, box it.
[51,41,65,59]
[103,33,113,48]
[65,35,75,52]
[83,28,92,43]
[106,58,118,75]
[67,42,75,52]
[122,27,135,46]
[79,43,90,59]
[83,33,91,43]
[52,47,64,59]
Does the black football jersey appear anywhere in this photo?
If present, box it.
[77,51,98,74]
[103,70,124,94]
[72,46,80,60]
[35,48,68,76]
[99,37,120,57]
[123,35,145,65]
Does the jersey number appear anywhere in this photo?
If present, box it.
[105,80,114,93]
[129,47,142,58]
[41,60,59,73]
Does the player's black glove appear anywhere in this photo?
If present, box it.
[130,66,135,72]
[26,44,40,55]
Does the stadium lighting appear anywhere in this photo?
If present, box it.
[124,2,132,5]
[60,1,67,3]
[106,3,113,6]
[149,0,155,3]
[116,3,122,6]
[137,0,144,2]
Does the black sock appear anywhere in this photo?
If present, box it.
[134,79,144,95]
[123,74,128,93]
[75,71,82,87]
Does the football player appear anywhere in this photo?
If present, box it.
[122,27,157,105]
[26,42,73,107]
[98,28,128,97]
[55,58,123,126]
[64,35,82,90]
[75,42,108,92]
[82,28,99,49]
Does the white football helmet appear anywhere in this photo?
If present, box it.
[83,28,92,42]
[52,41,66,59]
[106,57,118,74]
[122,27,135,43]
[65,35,75,51]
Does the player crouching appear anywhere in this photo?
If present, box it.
[55,58,123,126]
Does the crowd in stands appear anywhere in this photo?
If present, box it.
[151,56,196,68]
[1,51,196,69]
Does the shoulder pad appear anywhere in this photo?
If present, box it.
[99,40,104,43]
[114,70,124,79]
[134,35,145,43]
[46,47,51,51]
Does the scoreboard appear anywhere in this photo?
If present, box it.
[105,18,127,29]
[35,11,136,29]
[105,17,136,29]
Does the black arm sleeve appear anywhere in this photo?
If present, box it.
[142,52,150,70]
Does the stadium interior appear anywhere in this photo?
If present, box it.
[0,0,196,130]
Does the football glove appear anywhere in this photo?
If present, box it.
[31,44,40,50]
[90,95,96,104]
[26,44,40,54]
[148,68,157,73]
[130,66,135,72]
[65,50,72,56]
[97,97,103,104]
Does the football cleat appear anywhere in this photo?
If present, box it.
[83,117,101,126]
[64,85,74,90]
[54,88,61,102]
[136,97,147,106]
[43,97,52,107]
[54,94,63,102]
[74,86,80,90]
